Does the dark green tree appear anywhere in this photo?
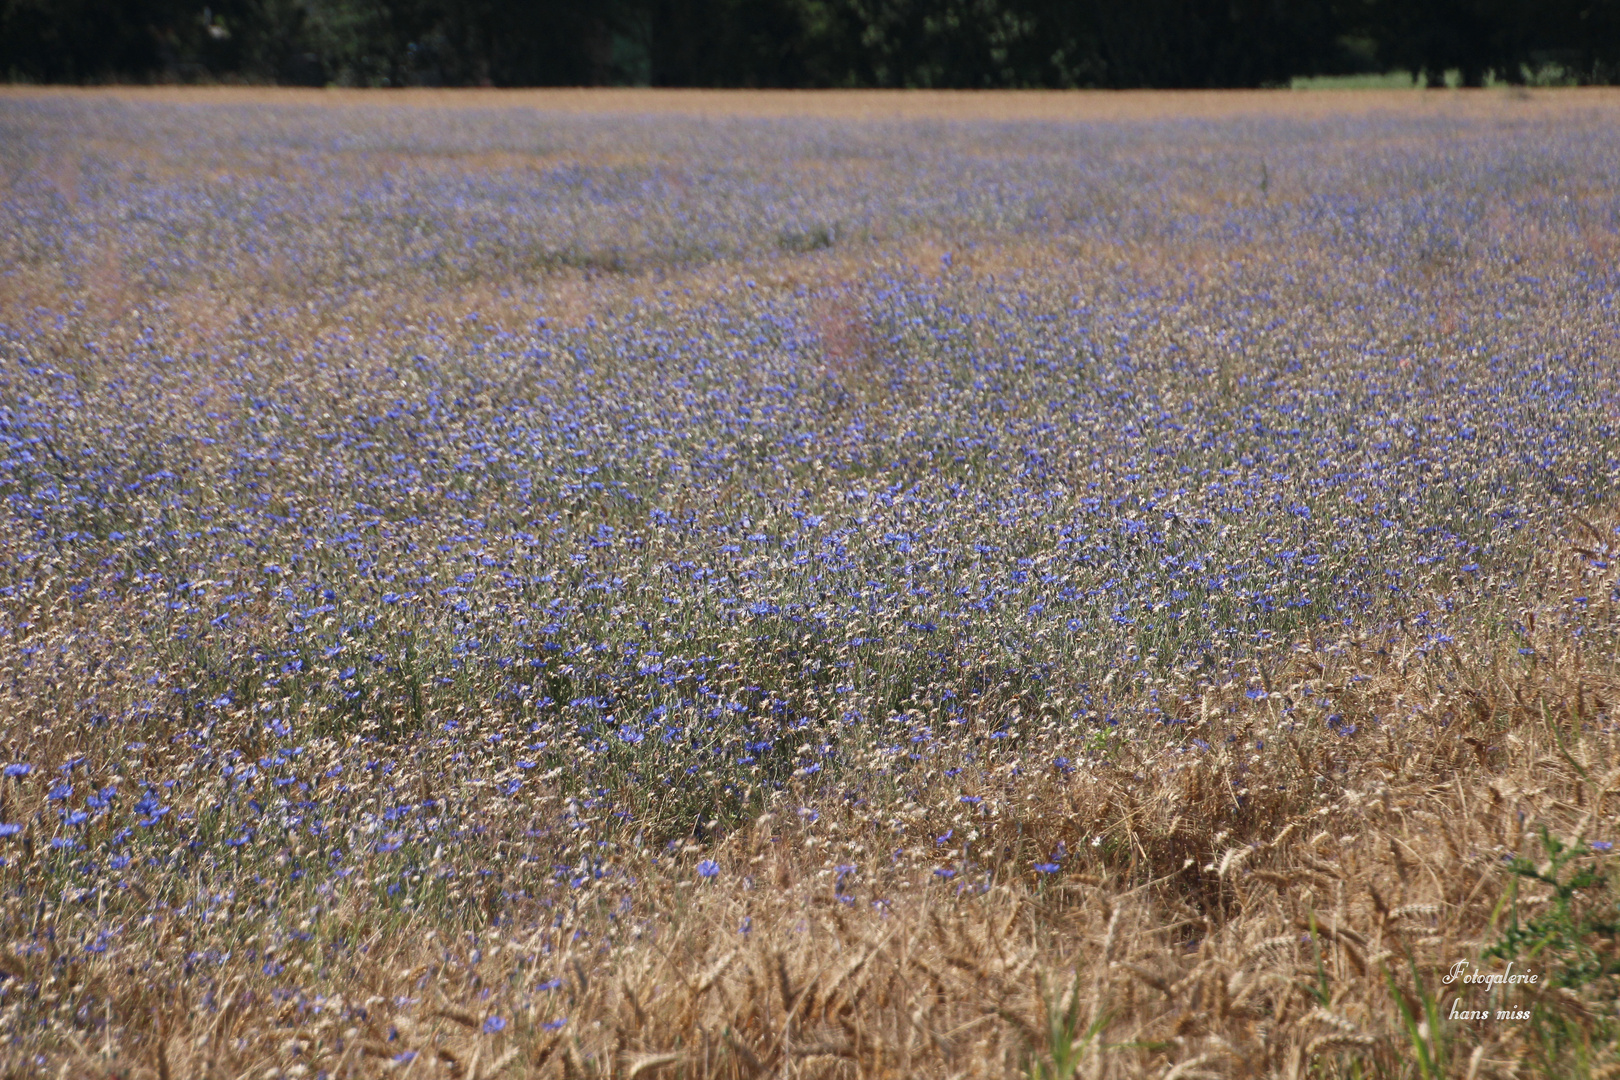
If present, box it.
[3,0,1618,88]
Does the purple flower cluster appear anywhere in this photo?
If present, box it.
[0,96,1615,1000]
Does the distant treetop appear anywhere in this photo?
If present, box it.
[2,0,1613,88]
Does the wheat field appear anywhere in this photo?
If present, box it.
[0,87,1618,1079]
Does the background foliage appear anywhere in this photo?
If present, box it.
[3,0,1618,88]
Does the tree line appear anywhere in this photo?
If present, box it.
[3,0,1616,88]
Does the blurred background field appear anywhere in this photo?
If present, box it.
[1,88,1620,1078]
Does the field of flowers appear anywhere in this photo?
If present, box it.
[2,88,1620,1079]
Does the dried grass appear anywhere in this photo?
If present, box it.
[4,90,1619,1080]
[1,519,1613,1078]
[4,86,1616,123]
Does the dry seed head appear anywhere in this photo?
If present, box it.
[1305,1008,1361,1034]
[1163,1053,1223,1080]
[623,1051,686,1078]
[1121,962,1172,995]
[1240,935,1299,967]
[1305,1034,1381,1057]
[1099,905,1124,964]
